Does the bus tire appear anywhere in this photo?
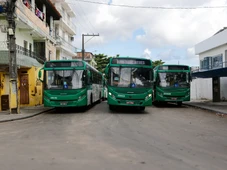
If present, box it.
[177,101,182,106]
[109,105,114,111]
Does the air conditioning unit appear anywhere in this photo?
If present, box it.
[71,37,74,41]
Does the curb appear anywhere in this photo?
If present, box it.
[0,108,54,123]
[183,103,227,115]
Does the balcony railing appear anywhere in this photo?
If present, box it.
[56,36,77,54]
[63,17,77,34]
[16,45,46,64]
[17,0,55,39]
[192,61,227,73]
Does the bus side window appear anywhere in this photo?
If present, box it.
[82,71,86,87]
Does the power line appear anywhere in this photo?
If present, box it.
[68,0,227,9]
[72,2,93,33]
[76,1,97,32]
[69,1,103,52]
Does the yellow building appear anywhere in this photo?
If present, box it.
[0,0,61,112]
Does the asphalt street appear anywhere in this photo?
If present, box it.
[0,102,226,170]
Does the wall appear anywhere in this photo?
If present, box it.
[46,41,57,60]
[199,44,227,63]
[195,28,227,54]
[19,66,43,107]
[0,72,14,111]
[16,1,49,36]
[16,28,34,49]
[220,77,227,101]
[0,19,8,50]
[190,78,213,101]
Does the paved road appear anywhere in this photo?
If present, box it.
[0,102,227,170]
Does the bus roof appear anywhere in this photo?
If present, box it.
[43,59,101,74]
[109,57,152,67]
[154,64,190,71]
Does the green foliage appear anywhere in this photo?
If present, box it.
[152,60,165,68]
[94,54,111,73]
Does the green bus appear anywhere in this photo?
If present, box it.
[105,57,153,111]
[38,60,103,108]
[153,64,191,106]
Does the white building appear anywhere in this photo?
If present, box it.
[192,28,227,102]
[51,0,77,60]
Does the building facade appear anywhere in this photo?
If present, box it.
[192,28,227,101]
[0,0,61,111]
[51,0,77,60]
[75,52,97,68]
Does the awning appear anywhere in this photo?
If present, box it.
[192,67,227,78]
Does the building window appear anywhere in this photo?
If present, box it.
[29,43,32,57]
[212,54,223,69]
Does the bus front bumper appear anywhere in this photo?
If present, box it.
[107,95,152,106]
[44,96,87,107]
[156,93,190,102]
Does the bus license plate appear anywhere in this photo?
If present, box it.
[60,102,67,106]
[171,98,177,100]
[126,101,134,104]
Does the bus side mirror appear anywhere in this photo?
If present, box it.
[38,69,43,82]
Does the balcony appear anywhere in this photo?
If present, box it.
[0,44,45,67]
[56,36,77,56]
[55,18,76,35]
[16,0,61,41]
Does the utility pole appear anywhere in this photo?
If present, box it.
[82,33,99,60]
[6,0,18,114]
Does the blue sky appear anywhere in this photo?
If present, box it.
[71,0,227,66]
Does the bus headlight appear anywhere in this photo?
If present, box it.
[109,92,116,99]
[78,94,86,100]
[145,94,152,100]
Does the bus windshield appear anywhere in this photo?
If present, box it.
[110,67,152,88]
[45,70,85,90]
[158,72,189,88]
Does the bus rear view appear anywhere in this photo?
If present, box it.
[105,57,153,111]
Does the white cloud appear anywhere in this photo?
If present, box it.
[141,48,152,59]
[187,47,197,58]
[71,0,227,65]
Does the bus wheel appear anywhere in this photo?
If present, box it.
[177,102,182,106]
[140,106,145,111]
[109,105,114,111]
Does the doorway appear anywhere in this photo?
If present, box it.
[20,74,29,104]
[212,77,220,102]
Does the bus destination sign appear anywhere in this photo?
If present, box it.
[112,59,151,65]
[45,61,84,68]
[159,65,189,70]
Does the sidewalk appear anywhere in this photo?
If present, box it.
[184,100,227,115]
[0,105,53,123]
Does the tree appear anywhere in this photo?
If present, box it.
[152,60,165,68]
[94,54,110,73]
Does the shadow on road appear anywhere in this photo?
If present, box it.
[46,106,95,114]
[109,106,150,114]
[153,102,188,108]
